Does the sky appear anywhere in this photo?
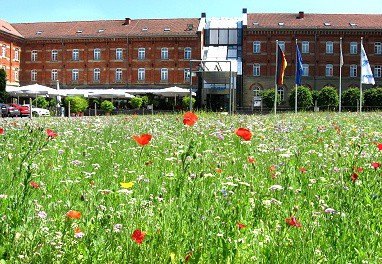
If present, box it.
[3,0,382,23]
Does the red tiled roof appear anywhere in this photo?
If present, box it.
[11,18,200,39]
[247,13,382,30]
[0,20,23,38]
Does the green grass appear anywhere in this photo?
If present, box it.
[0,112,382,263]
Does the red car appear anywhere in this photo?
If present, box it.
[8,103,30,116]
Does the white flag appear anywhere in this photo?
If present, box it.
[361,44,375,85]
[340,39,344,68]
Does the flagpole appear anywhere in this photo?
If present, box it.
[360,37,363,113]
[274,40,278,114]
[295,39,298,114]
[339,37,342,113]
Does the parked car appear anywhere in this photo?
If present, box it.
[22,104,50,117]
[0,103,20,117]
[8,103,30,117]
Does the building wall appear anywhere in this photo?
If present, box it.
[0,33,22,86]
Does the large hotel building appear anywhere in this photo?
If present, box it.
[1,9,382,111]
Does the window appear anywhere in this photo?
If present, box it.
[32,50,37,61]
[350,64,357,77]
[15,49,19,61]
[184,68,190,80]
[253,86,261,97]
[14,68,19,81]
[116,68,122,81]
[52,50,58,61]
[278,41,285,51]
[94,68,100,81]
[302,41,309,54]
[253,41,261,53]
[31,70,37,81]
[277,87,285,101]
[138,48,145,60]
[72,49,79,61]
[184,47,191,60]
[253,63,260,76]
[161,68,168,81]
[51,69,58,81]
[72,69,79,81]
[161,48,168,60]
[350,42,358,55]
[326,64,333,76]
[138,68,145,81]
[374,65,381,78]
[302,64,309,76]
[116,48,123,60]
[326,42,333,54]
[2,45,6,57]
[94,48,101,60]
[375,42,382,55]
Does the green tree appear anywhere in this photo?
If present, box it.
[182,96,195,110]
[101,100,114,113]
[364,87,382,108]
[341,87,360,111]
[288,86,313,110]
[317,86,339,110]
[141,95,149,107]
[261,89,281,109]
[0,68,9,103]
[64,96,88,114]
[32,97,49,108]
[129,97,143,109]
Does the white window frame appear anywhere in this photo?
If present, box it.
[32,50,37,61]
[184,47,191,60]
[184,68,190,80]
[326,42,333,54]
[2,45,6,58]
[302,64,309,76]
[374,65,381,78]
[161,68,168,81]
[277,87,285,101]
[252,63,260,76]
[138,68,145,81]
[51,69,58,81]
[72,69,79,81]
[253,41,261,53]
[15,49,19,61]
[94,48,101,60]
[14,68,19,81]
[350,42,358,55]
[326,64,333,77]
[375,42,382,55]
[31,69,37,81]
[52,50,58,61]
[94,68,100,81]
[72,49,79,61]
[138,48,145,60]
[116,48,123,60]
[301,41,309,54]
[116,68,122,81]
[253,86,261,97]
[350,64,357,77]
[161,48,168,60]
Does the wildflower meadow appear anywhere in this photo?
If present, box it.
[0,111,382,263]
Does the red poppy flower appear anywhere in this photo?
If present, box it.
[30,181,40,188]
[247,156,255,163]
[183,112,198,126]
[351,173,358,183]
[131,229,146,244]
[75,227,81,233]
[235,128,252,141]
[132,134,152,146]
[185,251,193,262]
[299,168,307,173]
[66,210,82,219]
[0,128,3,134]
[371,162,381,169]
[46,129,57,138]
[286,216,302,227]
[216,168,223,173]
[236,222,246,229]
[378,144,382,151]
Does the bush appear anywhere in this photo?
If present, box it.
[317,86,339,110]
[182,96,195,109]
[288,86,313,110]
[0,68,6,92]
[341,87,360,111]
[64,96,88,113]
[101,100,114,113]
[261,89,281,109]
[32,97,49,108]
[129,97,143,109]
[141,96,149,107]
[364,87,382,108]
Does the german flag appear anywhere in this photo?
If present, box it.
[276,45,287,85]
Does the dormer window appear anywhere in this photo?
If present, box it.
[253,22,259,26]
[278,22,284,26]
[98,29,105,33]
[76,30,83,34]
[142,28,148,31]
[164,28,171,31]
[36,31,43,35]
[324,22,331,26]
[349,22,357,27]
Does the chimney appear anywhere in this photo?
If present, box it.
[123,18,131,25]
[201,12,206,18]
[242,8,247,14]
[297,11,304,19]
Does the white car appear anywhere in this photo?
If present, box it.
[22,105,50,117]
